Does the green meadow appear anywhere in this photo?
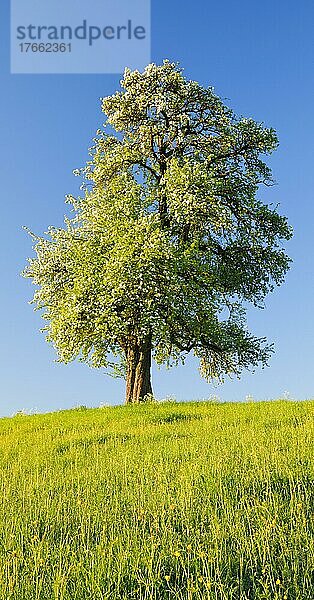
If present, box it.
[0,399,313,600]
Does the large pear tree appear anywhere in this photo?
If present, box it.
[23,61,292,404]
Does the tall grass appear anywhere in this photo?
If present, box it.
[0,399,313,599]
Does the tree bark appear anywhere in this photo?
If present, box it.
[125,336,153,404]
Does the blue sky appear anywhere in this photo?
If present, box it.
[0,0,313,416]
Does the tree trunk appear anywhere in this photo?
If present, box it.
[125,337,153,404]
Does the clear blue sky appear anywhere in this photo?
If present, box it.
[1,0,313,416]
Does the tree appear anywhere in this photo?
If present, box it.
[23,61,292,404]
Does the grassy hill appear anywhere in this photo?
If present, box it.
[0,399,313,599]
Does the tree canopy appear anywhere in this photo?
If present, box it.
[23,61,292,403]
